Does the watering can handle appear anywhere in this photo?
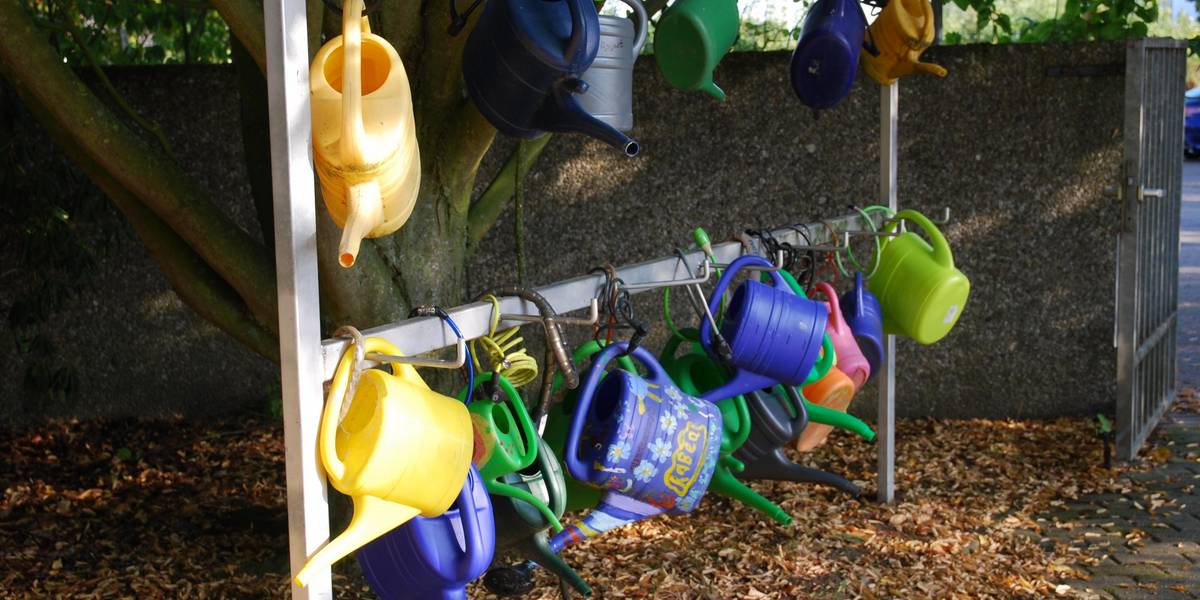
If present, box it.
[563,343,662,482]
[562,0,594,70]
[444,468,488,579]
[320,336,411,482]
[615,0,649,55]
[698,255,784,350]
[886,209,954,268]
[339,0,369,166]
[812,283,847,336]
[492,373,538,464]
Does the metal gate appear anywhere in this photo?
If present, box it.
[1115,38,1187,461]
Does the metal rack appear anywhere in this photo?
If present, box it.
[263,0,904,595]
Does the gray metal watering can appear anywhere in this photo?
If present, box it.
[576,0,648,133]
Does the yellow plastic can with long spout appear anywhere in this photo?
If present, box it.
[293,337,472,587]
[310,0,421,268]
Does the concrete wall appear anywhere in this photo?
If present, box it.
[0,42,1128,422]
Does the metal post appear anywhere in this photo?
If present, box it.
[877,81,898,504]
[264,0,332,597]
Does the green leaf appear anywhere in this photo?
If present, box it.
[115,447,133,461]
[1129,21,1149,38]
[944,31,964,45]
[995,14,1012,34]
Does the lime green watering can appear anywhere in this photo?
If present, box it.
[869,209,970,345]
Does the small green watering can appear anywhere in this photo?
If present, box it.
[869,209,970,345]
[653,0,739,100]
[459,372,562,531]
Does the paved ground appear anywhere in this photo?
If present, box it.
[1045,160,1200,599]
[1050,409,1200,599]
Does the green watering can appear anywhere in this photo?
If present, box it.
[653,0,739,100]
[460,372,562,531]
[869,209,970,345]
[482,437,592,597]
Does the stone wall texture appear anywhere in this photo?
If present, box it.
[0,41,1130,422]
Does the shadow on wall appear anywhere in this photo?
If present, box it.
[470,42,1127,419]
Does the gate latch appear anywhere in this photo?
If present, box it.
[1136,186,1165,202]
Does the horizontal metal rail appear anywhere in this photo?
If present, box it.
[319,213,876,380]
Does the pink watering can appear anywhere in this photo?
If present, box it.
[809,282,870,389]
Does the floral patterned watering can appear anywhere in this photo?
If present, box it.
[459,372,562,531]
[550,343,723,552]
[310,0,421,268]
[482,438,592,597]
[294,338,472,586]
[357,466,495,600]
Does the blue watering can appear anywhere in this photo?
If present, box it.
[698,255,832,402]
[462,0,640,155]
[357,466,495,600]
[840,272,884,379]
[789,0,868,110]
[550,343,723,553]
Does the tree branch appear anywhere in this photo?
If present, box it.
[210,0,267,73]
[13,77,279,362]
[467,133,551,247]
[0,0,279,331]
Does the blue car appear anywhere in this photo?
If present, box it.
[1188,87,1200,158]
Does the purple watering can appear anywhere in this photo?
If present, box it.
[790,0,868,109]
[357,466,495,600]
[839,272,884,379]
[698,255,830,402]
[550,343,723,552]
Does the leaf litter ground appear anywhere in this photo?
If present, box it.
[3,391,1195,599]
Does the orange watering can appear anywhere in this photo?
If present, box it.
[294,337,472,587]
[310,0,421,268]
[794,365,856,451]
[859,0,946,85]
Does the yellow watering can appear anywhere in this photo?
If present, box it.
[294,337,472,587]
[310,0,421,268]
[859,0,947,85]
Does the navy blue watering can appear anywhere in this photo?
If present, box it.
[462,0,640,155]
[357,466,495,600]
[840,272,884,379]
[789,0,868,110]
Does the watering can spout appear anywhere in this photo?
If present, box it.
[338,180,384,267]
[539,81,640,156]
[294,495,421,587]
[699,78,726,101]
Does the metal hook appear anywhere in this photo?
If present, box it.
[364,337,468,369]
[332,325,367,424]
[930,207,952,225]
[500,298,599,326]
[790,231,852,252]
[712,249,787,271]
[622,259,712,291]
